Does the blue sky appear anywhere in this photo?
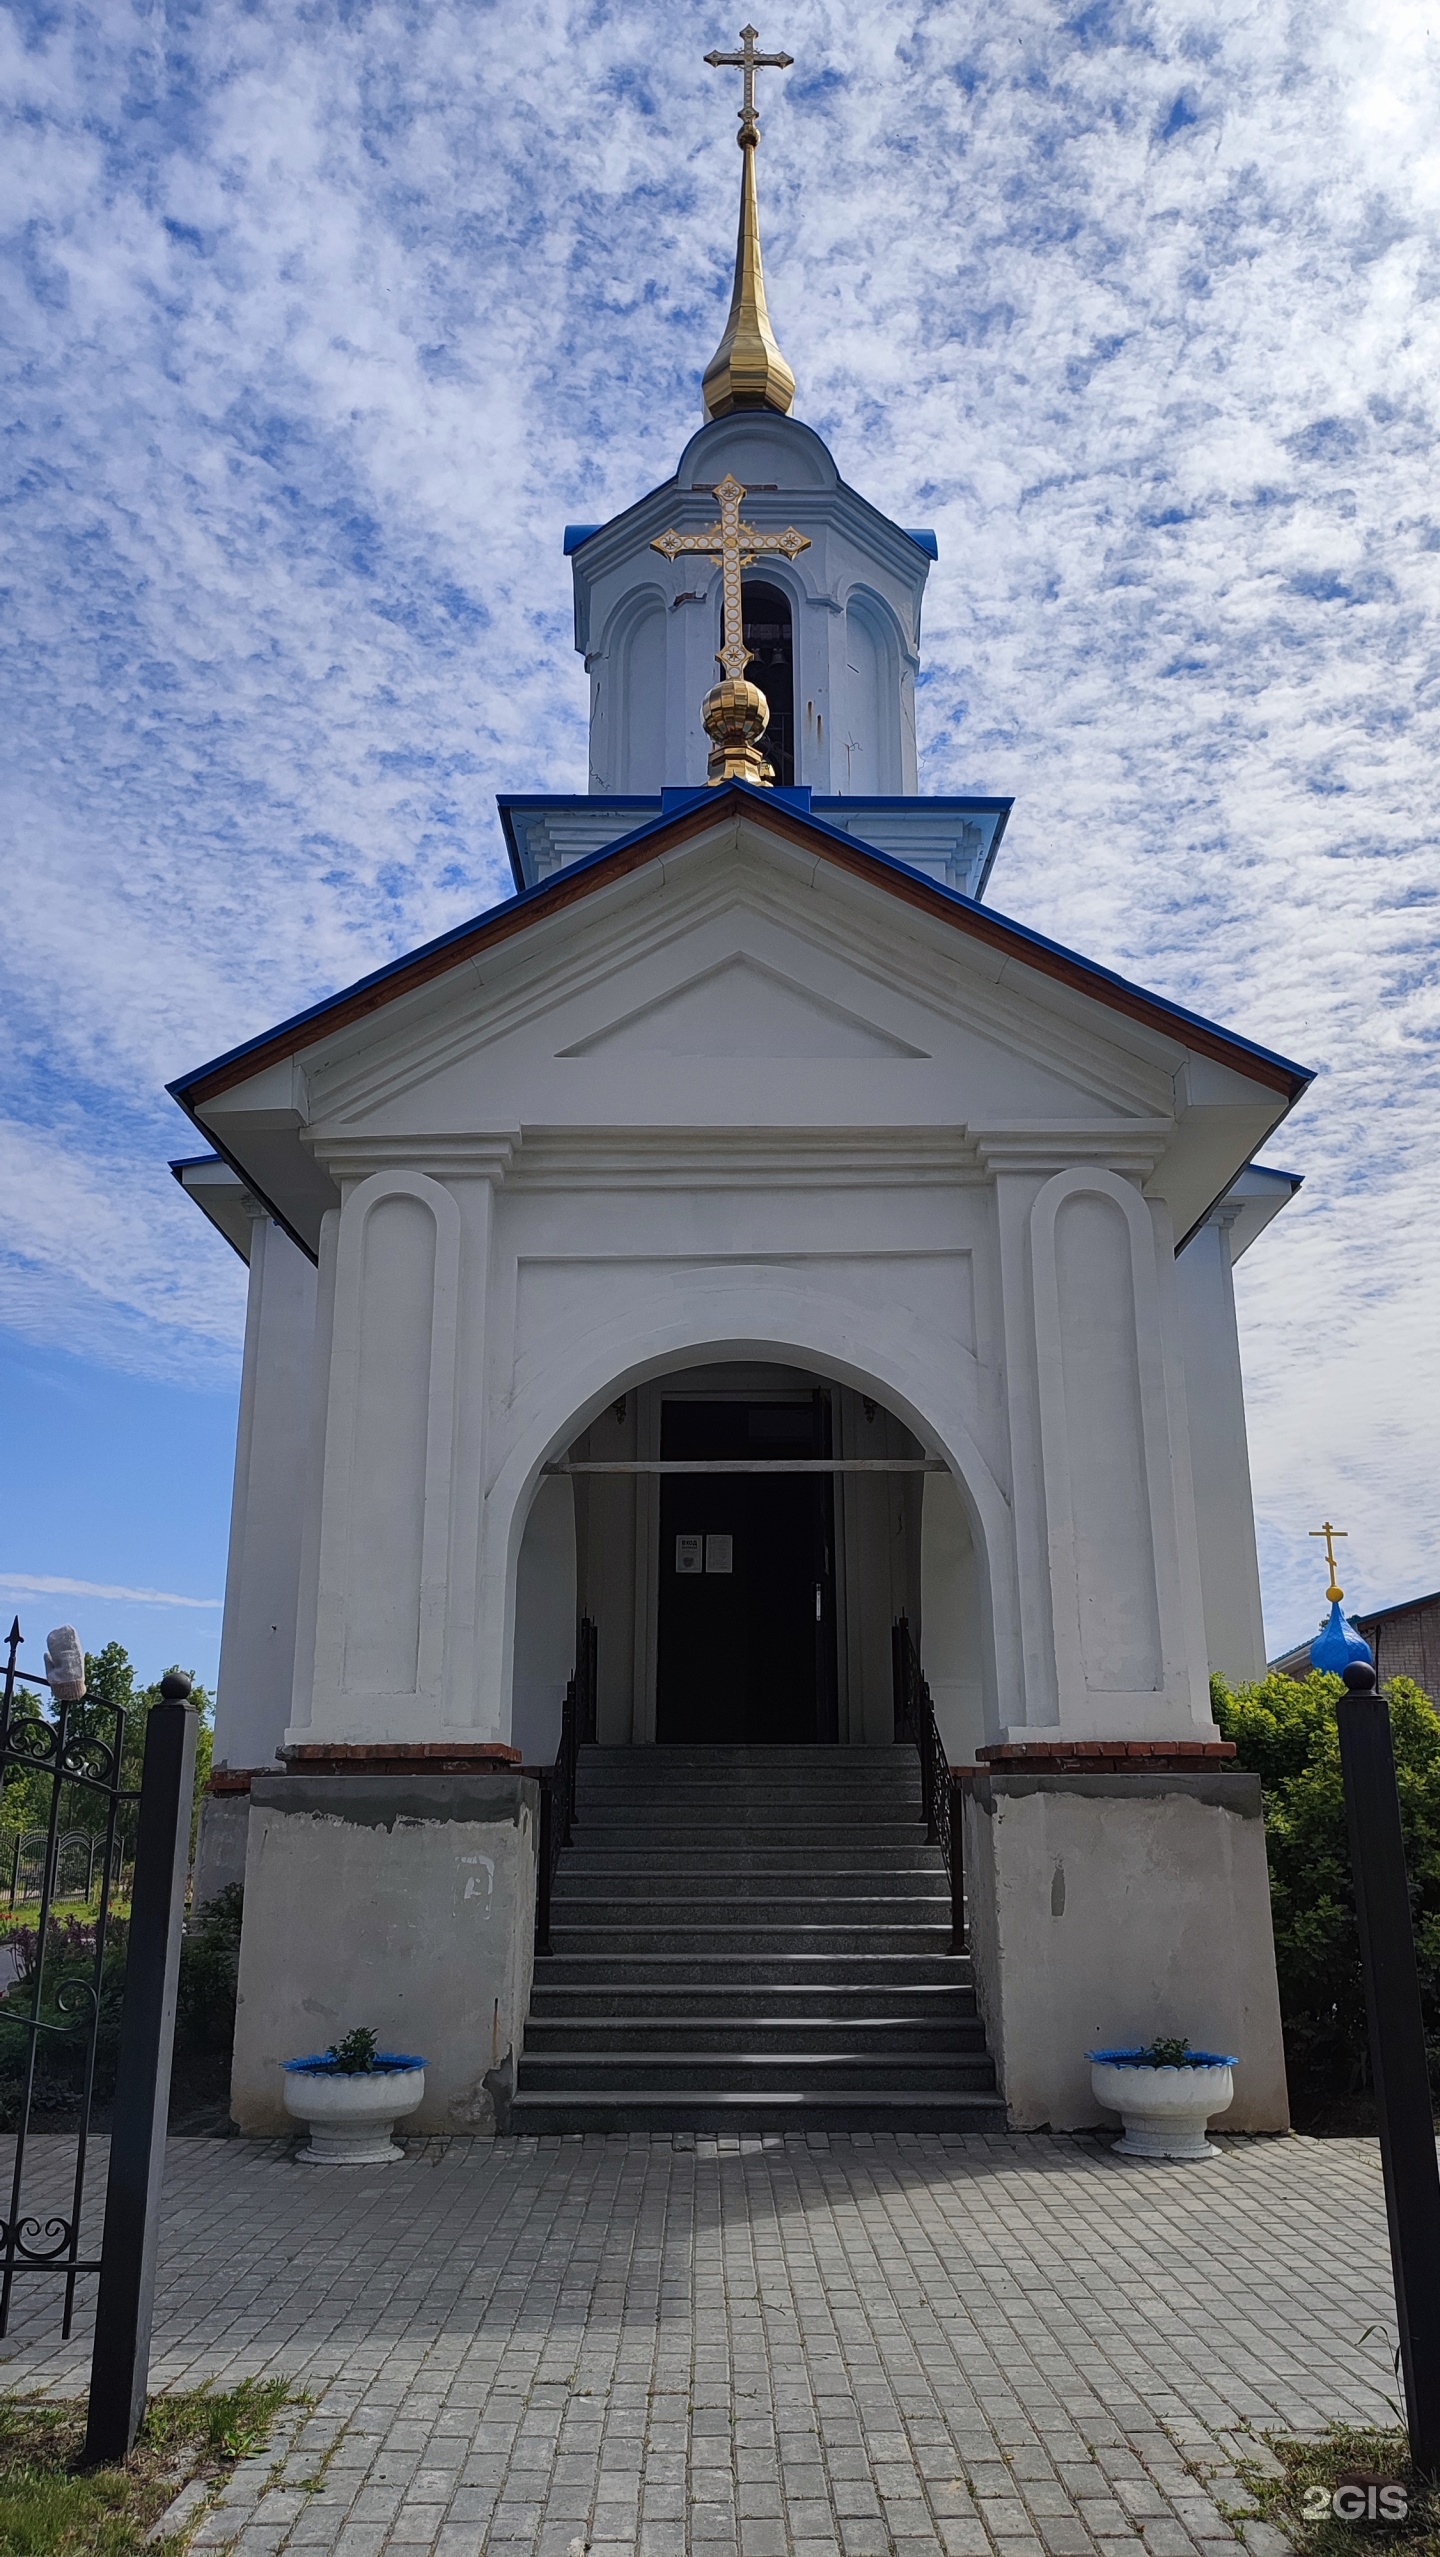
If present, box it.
[2,0,1438,1684]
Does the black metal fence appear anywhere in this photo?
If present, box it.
[892,1615,964,1950]
[0,1618,198,2460]
[6,1829,110,1911]
[0,1620,137,2338]
[535,1619,597,1957]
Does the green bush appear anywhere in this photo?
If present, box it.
[176,1885,243,2056]
[0,1887,242,2126]
[1212,1666,1440,2108]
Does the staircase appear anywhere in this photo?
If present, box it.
[510,1744,1006,2134]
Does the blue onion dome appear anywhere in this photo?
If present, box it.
[1310,1598,1374,1675]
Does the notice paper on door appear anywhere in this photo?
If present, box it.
[705,1534,733,1575]
[675,1535,703,1575]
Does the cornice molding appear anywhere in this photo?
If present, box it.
[970,1124,1171,1177]
[302,1123,1171,1196]
[311,1134,518,1186]
[503,1127,987,1192]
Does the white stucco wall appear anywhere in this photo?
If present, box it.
[1174,1212,1269,1685]
[963,1770,1289,2133]
[213,1215,317,1773]
[194,818,1289,1766]
[232,1774,537,2135]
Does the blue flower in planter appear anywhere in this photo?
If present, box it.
[1087,2048,1237,2069]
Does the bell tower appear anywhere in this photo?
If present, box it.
[565,27,938,800]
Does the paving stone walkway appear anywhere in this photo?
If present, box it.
[0,2132,1404,2557]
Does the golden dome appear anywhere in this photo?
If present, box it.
[702,675,774,784]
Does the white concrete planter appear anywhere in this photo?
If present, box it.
[1088,2053,1236,2161]
[282,2059,425,2164]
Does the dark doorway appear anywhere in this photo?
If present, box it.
[656,1397,837,1743]
[742,580,794,786]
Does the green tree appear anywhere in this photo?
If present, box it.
[1,1642,213,1872]
[1212,1666,1440,2109]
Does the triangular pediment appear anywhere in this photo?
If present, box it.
[293,851,1166,1138]
[555,956,928,1061]
[177,791,1306,1252]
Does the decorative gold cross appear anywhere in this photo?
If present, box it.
[652,474,809,680]
[704,23,793,140]
[1310,1519,1348,1602]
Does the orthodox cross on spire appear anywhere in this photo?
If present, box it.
[653,474,809,681]
[704,22,794,140]
[1310,1519,1349,1603]
[699,25,797,419]
[1307,1518,1373,1675]
[653,474,810,785]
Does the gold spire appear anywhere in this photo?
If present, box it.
[701,26,796,420]
[1310,1520,1348,1604]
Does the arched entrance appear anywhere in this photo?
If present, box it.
[509,1354,996,1765]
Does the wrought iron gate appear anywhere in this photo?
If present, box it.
[0,1615,199,2461]
[0,1618,136,2336]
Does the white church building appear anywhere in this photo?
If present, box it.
[173,38,1306,2139]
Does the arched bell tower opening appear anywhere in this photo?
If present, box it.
[742,579,794,786]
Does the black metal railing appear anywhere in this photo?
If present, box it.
[534,1618,597,1958]
[892,1615,964,1950]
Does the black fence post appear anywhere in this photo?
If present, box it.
[84,1673,197,2465]
[1336,1657,1440,2476]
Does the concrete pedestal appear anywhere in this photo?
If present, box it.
[231,1773,539,2136]
[962,1768,1290,2133]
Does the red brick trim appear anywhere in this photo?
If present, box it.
[976,1738,1236,1775]
[279,1742,522,1776]
[205,1768,271,1795]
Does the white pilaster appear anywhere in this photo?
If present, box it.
[212,1213,318,1772]
[1174,1210,1269,1685]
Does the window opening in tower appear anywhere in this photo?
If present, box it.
[741,580,795,786]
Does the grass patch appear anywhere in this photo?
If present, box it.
[0,2378,292,2556]
[1235,2424,1440,2557]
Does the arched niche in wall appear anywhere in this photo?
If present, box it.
[605,589,669,792]
[1030,1169,1173,1707]
[840,589,903,795]
[315,1170,461,1717]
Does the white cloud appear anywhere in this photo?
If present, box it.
[0,1575,221,1609]
[2,0,1438,1652]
